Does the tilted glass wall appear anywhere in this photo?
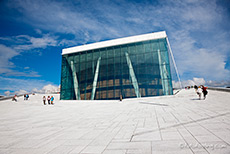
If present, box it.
[61,38,173,100]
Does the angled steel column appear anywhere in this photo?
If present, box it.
[163,61,169,95]
[125,52,141,98]
[70,61,81,100]
[91,57,101,100]
[157,49,169,95]
[166,37,182,89]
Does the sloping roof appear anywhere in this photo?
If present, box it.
[62,31,167,55]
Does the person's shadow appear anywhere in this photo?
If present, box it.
[190,98,202,100]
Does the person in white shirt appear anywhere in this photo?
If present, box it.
[197,86,202,100]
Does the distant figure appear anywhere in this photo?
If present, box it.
[201,85,208,100]
[43,96,46,105]
[26,94,29,100]
[120,95,122,101]
[12,95,17,102]
[24,94,26,100]
[197,86,202,100]
[47,96,51,105]
[194,85,198,92]
[51,96,54,105]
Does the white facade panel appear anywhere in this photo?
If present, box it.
[62,31,167,55]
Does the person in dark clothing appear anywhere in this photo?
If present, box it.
[194,85,198,91]
[201,85,208,99]
[12,95,17,102]
[194,85,198,94]
[47,96,51,105]
[26,94,29,100]
[43,96,46,105]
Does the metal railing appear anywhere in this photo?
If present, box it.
[208,87,230,92]
[0,93,32,101]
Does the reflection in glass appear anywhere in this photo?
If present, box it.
[61,38,173,100]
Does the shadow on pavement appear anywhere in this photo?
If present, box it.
[190,98,202,100]
[139,102,169,106]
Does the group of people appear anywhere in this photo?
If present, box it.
[12,94,30,102]
[24,94,29,100]
[43,96,54,105]
[194,85,208,100]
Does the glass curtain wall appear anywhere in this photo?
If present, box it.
[61,38,173,100]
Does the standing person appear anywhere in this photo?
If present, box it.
[197,86,202,100]
[43,96,46,105]
[24,94,26,100]
[51,96,54,105]
[47,96,51,105]
[201,85,208,100]
[194,85,198,93]
[119,95,122,102]
[26,94,29,100]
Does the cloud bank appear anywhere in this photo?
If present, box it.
[6,0,229,81]
[0,0,229,94]
[0,33,58,77]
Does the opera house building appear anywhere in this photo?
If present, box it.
[60,31,178,100]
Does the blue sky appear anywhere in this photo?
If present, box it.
[0,0,230,95]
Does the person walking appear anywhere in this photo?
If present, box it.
[43,96,46,105]
[12,95,17,102]
[26,94,29,100]
[197,86,202,100]
[47,96,51,105]
[51,96,54,105]
[201,85,208,100]
[120,94,123,102]
[194,85,198,93]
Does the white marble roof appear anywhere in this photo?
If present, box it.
[62,31,167,55]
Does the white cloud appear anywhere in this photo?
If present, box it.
[14,89,28,95]
[0,44,39,77]
[180,78,230,88]
[14,34,57,50]
[1,76,59,96]
[42,84,60,94]
[0,76,52,92]
[31,88,43,94]
[182,78,206,87]
[173,77,206,88]
[0,34,58,51]
[172,81,182,89]
[4,91,11,96]
[1,0,229,83]
[0,33,58,77]
[31,84,60,94]
[0,44,19,74]
[207,80,230,87]
[170,30,230,81]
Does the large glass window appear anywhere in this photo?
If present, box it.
[61,38,173,100]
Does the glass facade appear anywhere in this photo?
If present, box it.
[61,38,173,100]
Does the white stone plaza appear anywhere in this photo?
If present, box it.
[0,89,230,154]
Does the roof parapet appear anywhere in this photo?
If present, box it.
[62,31,167,55]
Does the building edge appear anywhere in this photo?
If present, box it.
[62,31,167,55]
